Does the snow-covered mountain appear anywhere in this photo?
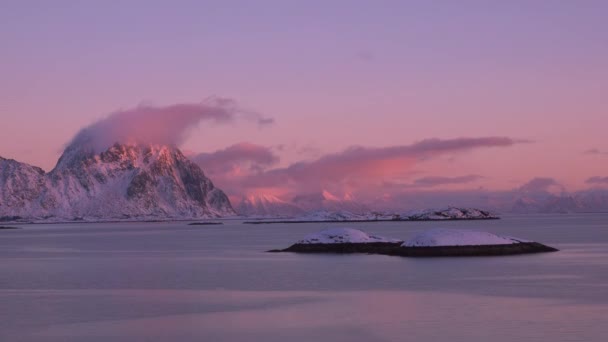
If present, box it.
[0,143,235,221]
[235,190,370,218]
[236,193,303,217]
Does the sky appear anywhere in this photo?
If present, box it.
[1,0,607,202]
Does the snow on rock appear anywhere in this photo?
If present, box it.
[297,227,402,244]
[403,228,528,247]
[404,207,498,220]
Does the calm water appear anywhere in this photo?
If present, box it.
[1,214,608,341]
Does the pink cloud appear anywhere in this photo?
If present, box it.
[66,97,274,153]
[195,136,528,199]
[406,175,484,188]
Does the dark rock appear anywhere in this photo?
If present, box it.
[0,216,23,222]
[271,242,558,257]
[274,242,403,254]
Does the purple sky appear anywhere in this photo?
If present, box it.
[1,0,607,201]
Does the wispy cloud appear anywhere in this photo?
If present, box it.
[584,148,608,155]
[196,136,529,198]
[586,176,608,184]
[407,175,484,188]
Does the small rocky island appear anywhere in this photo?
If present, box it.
[270,227,557,257]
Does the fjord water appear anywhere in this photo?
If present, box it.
[1,215,608,341]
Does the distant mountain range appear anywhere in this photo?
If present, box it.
[0,143,234,221]
[510,190,608,214]
[236,189,608,218]
[237,193,303,217]
[235,190,369,218]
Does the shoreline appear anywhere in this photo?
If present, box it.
[244,217,500,224]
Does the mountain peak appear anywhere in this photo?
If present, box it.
[1,143,234,221]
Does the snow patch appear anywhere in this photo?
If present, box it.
[298,227,402,244]
[403,228,527,247]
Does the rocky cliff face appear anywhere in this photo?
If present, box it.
[0,143,235,221]
[0,157,49,218]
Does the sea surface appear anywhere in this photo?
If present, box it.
[1,214,608,341]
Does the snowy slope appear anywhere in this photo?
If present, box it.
[0,143,235,221]
[403,229,527,247]
[0,157,49,218]
[297,227,402,244]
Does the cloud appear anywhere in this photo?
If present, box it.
[192,142,279,174]
[584,148,608,155]
[519,177,563,193]
[407,175,484,188]
[203,136,527,198]
[249,136,524,184]
[586,176,608,184]
[257,117,275,126]
[191,142,280,198]
[355,50,375,62]
[67,97,272,153]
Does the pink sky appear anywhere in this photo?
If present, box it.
[1,1,607,200]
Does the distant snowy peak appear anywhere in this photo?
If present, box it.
[236,190,371,218]
[236,193,303,217]
[0,143,235,221]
